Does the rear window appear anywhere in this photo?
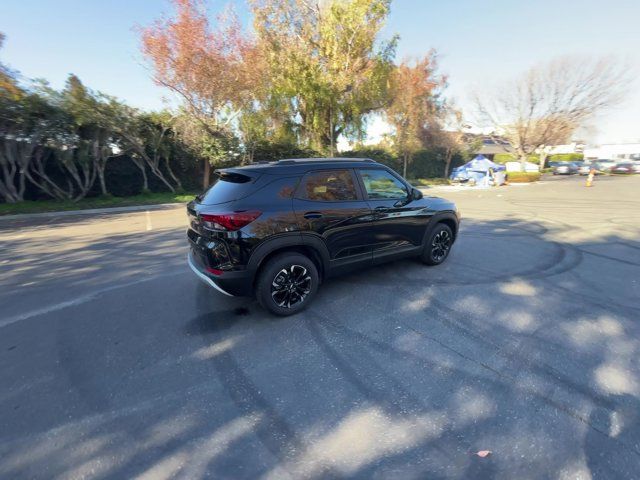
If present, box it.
[200,172,258,205]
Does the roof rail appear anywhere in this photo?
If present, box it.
[276,157,375,164]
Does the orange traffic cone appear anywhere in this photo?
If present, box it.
[586,169,595,187]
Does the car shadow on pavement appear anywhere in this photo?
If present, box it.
[1,216,639,479]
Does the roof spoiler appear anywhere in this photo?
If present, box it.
[213,168,259,183]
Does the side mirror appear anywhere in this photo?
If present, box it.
[411,187,423,200]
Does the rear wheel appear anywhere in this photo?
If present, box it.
[421,224,453,266]
[256,253,319,316]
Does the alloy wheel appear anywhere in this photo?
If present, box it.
[271,265,312,308]
[431,230,452,262]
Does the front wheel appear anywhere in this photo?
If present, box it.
[421,224,454,266]
[256,253,319,316]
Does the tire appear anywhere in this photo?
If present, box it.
[256,253,319,316]
[421,223,454,266]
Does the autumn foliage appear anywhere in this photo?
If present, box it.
[140,0,264,125]
[386,53,445,177]
[139,0,439,163]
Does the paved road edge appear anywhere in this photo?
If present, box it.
[0,202,187,222]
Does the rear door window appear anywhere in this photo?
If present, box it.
[200,171,258,205]
[296,169,358,201]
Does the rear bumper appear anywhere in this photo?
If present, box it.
[187,252,234,296]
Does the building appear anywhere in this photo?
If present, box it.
[546,142,585,155]
[583,143,640,161]
[473,136,513,160]
[473,138,585,160]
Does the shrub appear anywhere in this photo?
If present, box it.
[408,178,450,186]
[341,147,401,172]
[507,172,541,183]
[549,153,584,162]
[494,153,540,164]
[252,141,322,162]
[493,153,516,164]
[342,146,467,179]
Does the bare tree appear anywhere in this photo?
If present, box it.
[422,106,478,178]
[474,56,630,171]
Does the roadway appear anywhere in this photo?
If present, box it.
[1,174,639,479]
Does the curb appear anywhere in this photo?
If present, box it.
[0,202,187,222]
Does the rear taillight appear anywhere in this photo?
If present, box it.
[200,211,262,231]
[206,267,223,275]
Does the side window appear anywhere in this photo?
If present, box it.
[297,170,358,201]
[359,169,408,199]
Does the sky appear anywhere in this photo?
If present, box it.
[1,0,639,145]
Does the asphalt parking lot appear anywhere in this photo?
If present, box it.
[1,174,639,479]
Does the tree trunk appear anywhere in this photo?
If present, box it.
[203,159,211,189]
[26,149,74,200]
[97,165,107,196]
[150,165,175,192]
[164,156,183,191]
[329,107,335,157]
[517,147,528,173]
[130,157,149,193]
[0,139,30,202]
[17,168,26,200]
[538,150,549,171]
[403,153,409,178]
[91,142,109,196]
[140,161,149,192]
[443,148,453,178]
[0,159,19,202]
[71,159,97,202]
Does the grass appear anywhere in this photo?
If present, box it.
[409,178,451,187]
[0,191,197,216]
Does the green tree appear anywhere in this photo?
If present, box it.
[60,75,118,196]
[102,101,183,193]
[0,32,31,202]
[250,0,396,155]
[174,113,241,173]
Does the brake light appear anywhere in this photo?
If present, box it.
[200,211,262,231]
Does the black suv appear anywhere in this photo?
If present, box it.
[187,158,460,315]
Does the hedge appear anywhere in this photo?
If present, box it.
[341,147,468,179]
[494,153,584,165]
[548,153,584,162]
[409,178,450,186]
[507,172,541,183]
[494,153,540,164]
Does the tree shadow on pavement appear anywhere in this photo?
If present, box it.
[0,216,639,479]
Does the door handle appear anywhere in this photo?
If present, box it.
[374,206,389,213]
[303,211,323,219]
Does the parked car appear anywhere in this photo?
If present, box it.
[594,159,616,172]
[187,158,460,315]
[578,162,604,175]
[552,162,579,175]
[611,163,636,174]
[631,162,640,174]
